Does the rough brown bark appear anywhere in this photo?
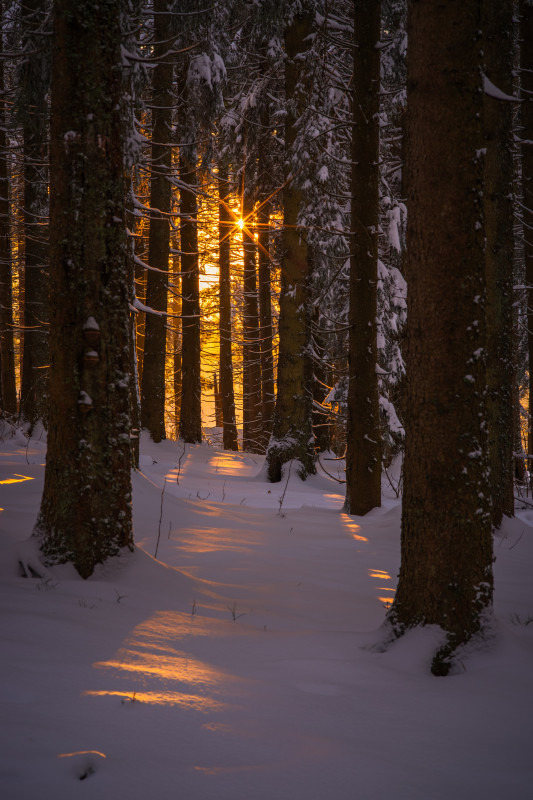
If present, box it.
[266,7,316,482]
[257,199,275,450]
[178,143,202,443]
[169,266,181,438]
[242,183,262,453]
[0,3,17,415]
[19,0,49,430]
[312,314,332,454]
[140,0,173,442]
[389,0,493,675]
[522,2,533,478]
[218,165,238,450]
[35,0,133,578]
[344,0,381,515]
[483,0,515,526]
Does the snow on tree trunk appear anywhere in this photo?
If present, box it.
[266,5,316,483]
[140,0,173,443]
[483,0,515,527]
[34,0,133,579]
[388,0,493,675]
[0,1,17,416]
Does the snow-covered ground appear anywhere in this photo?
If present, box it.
[1,428,532,800]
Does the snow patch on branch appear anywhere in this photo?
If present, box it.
[482,73,521,102]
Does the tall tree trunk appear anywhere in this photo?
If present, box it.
[19,0,49,430]
[521,1,533,479]
[178,142,202,443]
[344,0,381,515]
[126,186,140,468]
[388,0,493,676]
[483,0,515,526]
[35,0,133,578]
[257,198,274,450]
[0,3,17,415]
[266,6,316,482]
[169,269,181,438]
[312,315,332,454]
[140,0,173,442]
[242,179,262,453]
[218,164,238,450]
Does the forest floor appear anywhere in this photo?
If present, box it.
[1,427,532,799]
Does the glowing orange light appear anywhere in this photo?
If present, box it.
[237,218,245,230]
[0,474,35,485]
[82,689,229,711]
[340,513,368,542]
[369,569,395,607]
[83,611,250,711]
[368,569,391,579]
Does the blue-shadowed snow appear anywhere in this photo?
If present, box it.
[0,428,532,800]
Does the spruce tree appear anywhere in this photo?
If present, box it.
[35,0,133,578]
[388,0,493,675]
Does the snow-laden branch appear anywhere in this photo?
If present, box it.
[482,73,522,102]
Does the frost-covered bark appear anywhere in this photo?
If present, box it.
[35,0,133,578]
[388,0,493,675]
[18,0,50,430]
[218,163,238,451]
[483,0,515,526]
[344,0,382,515]
[266,5,316,483]
[140,0,173,443]
[0,1,16,415]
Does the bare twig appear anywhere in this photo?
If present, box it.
[176,441,186,484]
[155,479,166,559]
[278,460,293,516]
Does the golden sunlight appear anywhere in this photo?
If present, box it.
[368,568,395,607]
[368,569,391,580]
[340,513,368,542]
[0,474,35,485]
[83,610,249,712]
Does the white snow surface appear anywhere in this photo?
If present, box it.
[1,430,532,799]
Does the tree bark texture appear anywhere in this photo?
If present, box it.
[218,165,238,450]
[344,0,382,515]
[178,143,202,443]
[266,7,316,482]
[0,3,17,415]
[35,0,133,578]
[521,2,533,478]
[389,0,493,675]
[257,199,275,451]
[19,0,50,429]
[140,0,173,442]
[483,0,515,527]
[242,181,263,453]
